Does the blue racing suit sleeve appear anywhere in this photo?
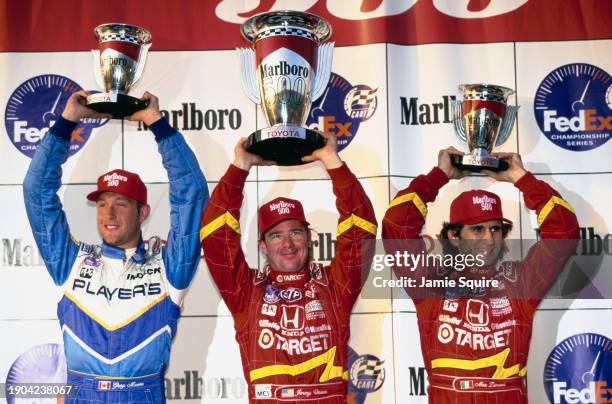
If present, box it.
[149,118,208,290]
[23,117,80,286]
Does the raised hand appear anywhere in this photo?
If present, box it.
[437,146,470,180]
[126,92,163,126]
[481,152,527,183]
[301,131,342,169]
[61,90,112,122]
[233,137,275,171]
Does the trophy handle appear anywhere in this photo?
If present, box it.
[91,50,106,90]
[451,99,467,143]
[132,43,151,86]
[311,42,334,101]
[237,47,261,104]
[496,105,519,146]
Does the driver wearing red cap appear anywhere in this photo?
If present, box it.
[200,134,377,403]
[382,147,579,404]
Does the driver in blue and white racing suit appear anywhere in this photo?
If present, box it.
[23,90,208,403]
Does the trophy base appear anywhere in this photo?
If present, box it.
[450,153,509,172]
[86,92,147,119]
[246,126,326,166]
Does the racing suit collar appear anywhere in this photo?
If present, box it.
[268,265,310,287]
[101,238,147,263]
[254,261,329,287]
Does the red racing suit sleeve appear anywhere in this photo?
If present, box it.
[200,164,252,315]
[382,167,449,300]
[511,172,580,300]
[325,163,378,312]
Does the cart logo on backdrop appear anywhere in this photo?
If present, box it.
[306,73,377,152]
[349,353,385,395]
[5,74,107,158]
[543,333,611,404]
[534,63,611,151]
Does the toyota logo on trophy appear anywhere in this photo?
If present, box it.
[238,11,334,166]
[86,23,152,119]
[451,84,519,171]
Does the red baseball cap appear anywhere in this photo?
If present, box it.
[258,197,310,240]
[449,189,512,225]
[86,169,147,205]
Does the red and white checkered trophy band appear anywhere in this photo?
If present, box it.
[238,11,334,165]
[86,23,152,119]
[450,84,519,172]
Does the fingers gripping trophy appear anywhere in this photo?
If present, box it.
[86,23,152,119]
[451,84,519,172]
[237,11,334,165]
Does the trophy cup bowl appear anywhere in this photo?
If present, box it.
[451,84,519,172]
[86,23,152,119]
[238,11,334,166]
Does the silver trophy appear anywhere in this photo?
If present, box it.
[451,84,519,172]
[86,23,152,119]
[238,11,334,165]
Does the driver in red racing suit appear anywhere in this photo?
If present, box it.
[200,133,377,403]
[382,147,579,403]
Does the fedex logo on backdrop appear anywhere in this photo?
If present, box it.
[305,73,378,152]
[5,74,107,158]
[534,63,611,151]
[543,333,611,404]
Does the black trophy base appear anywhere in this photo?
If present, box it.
[246,126,326,166]
[450,153,509,172]
[86,92,147,119]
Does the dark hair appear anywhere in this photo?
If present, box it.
[136,202,144,214]
[439,221,513,256]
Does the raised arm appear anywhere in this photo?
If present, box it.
[303,133,378,309]
[23,91,111,285]
[382,147,468,298]
[483,152,580,298]
[200,138,272,313]
[128,93,209,303]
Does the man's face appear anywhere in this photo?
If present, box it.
[449,220,504,266]
[96,192,149,249]
[259,219,310,273]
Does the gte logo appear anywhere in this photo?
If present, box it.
[306,73,377,152]
[534,63,611,151]
[5,75,106,158]
[544,333,611,404]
